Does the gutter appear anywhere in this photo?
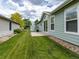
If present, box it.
[37,12,50,24]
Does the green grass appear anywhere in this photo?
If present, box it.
[0,30,78,59]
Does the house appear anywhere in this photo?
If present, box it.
[35,12,50,32]
[34,20,39,32]
[31,21,37,32]
[0,15,19,37]
[37,0,79,46]
[11,21,20,31]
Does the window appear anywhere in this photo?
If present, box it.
[65,6,78,32]
[51,16,55,30]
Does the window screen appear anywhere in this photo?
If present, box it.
[66,7,77,32]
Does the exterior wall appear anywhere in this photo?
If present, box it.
[38,23,44,32]
[12,23,19,30]
[47,2,79,46]
[39,21,44,32]
[31,22,35,32]
[38,1,79,46]
[35,24,39,32]
[40,14,50,32]
[0,19,12,37]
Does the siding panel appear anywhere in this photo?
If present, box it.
[0,19,12,37]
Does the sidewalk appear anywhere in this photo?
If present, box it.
[0,34,14,43]
[31,32,48,36]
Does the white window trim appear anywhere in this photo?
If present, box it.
[50,15,55,31]
[78,3,79,34]
[64,2,79,35]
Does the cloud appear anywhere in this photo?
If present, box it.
[29,0,44,5]
[0,0,64,21]
[12,0,24,6]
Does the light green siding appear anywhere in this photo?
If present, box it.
[48,10,79,46]
[47,0,79,46]
[38,0,79,46]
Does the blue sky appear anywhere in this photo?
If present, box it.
[0,0,65,21]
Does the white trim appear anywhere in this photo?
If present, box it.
[64,2,79,35]
[64,10,66,33]
[77,3,79,33]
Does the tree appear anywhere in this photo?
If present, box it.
[23,19,32,29]
[11,12,25,29]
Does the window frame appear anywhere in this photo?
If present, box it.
[50,15,55,31]
[64,3,79,35]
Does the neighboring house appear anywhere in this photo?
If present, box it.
[34,20,39,32]
[36,12,50,32]
[35,23,39,32]
[37,0,79,46]
[31,21,35,32]
[0,15,19,37]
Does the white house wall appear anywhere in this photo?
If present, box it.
[0,19,12,37]
[12,23,19,30]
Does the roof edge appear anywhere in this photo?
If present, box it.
[37,12,50,24]
[0,15,19,25]
[51,0,73,14]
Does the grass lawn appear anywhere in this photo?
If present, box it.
[0,30,79,59]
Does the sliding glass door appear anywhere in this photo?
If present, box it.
[44,20,48,32]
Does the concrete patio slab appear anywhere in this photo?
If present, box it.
[0,34,14,43]
[31,32,48,36]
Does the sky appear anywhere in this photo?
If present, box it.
[0,0,65,21]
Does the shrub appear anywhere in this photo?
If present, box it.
[14,29,22,34]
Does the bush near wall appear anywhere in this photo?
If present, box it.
[14,29,22,34]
